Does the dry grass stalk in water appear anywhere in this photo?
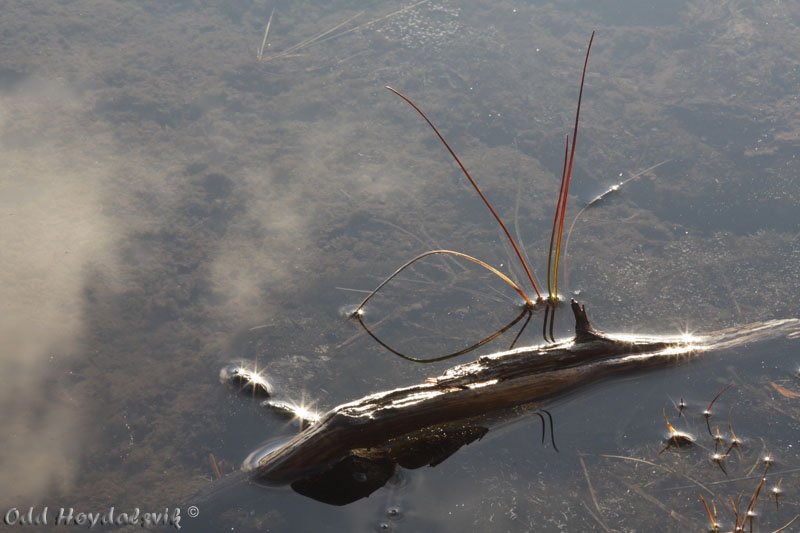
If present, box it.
[256,8,275,61]
[258,0,431,63]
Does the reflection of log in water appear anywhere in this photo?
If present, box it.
[247,301,800,505]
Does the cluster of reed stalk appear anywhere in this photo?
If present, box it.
[351,33,595,346]
[659,385,797,532]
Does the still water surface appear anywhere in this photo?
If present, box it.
[1,0,798,531]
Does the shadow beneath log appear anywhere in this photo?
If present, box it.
[286,424,488,505]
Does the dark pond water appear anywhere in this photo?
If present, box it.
[1,0,798,531]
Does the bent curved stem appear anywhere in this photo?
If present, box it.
[385,86,543,302]
[353,249,534,315]
[355,305,531,363]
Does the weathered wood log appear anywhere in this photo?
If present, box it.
[250,301,800,491]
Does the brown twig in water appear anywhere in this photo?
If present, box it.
[619,478,697,529]
[698,491,718,531]
[743,476,765,530]
[598,454,716,495]
[730,496,742,531]
[209,453,222,480]
[704,383,733,436]
[770,478,783,511]
[771,513,798,533]
[579,455,609,530]
[726,406,743,458]
[581,499,614,533]
[677,396,687,417]
[662,408,682,450]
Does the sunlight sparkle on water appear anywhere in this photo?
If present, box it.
[279,395,321,427]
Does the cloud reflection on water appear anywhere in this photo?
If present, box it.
[0,77,121,500]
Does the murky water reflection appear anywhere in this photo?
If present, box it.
[1,0,798,531]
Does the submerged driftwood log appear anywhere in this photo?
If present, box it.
[249,300,800,503]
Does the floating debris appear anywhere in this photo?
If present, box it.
[220,362,274,397]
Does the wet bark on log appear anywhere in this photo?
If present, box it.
[252,300,697,483]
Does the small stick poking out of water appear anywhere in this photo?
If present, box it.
[209,453,223,480]
[726,406,741,453]
[771,478,783,511]
[698,491,719,532]
[660,408,694,453]
[704,383,732,436]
